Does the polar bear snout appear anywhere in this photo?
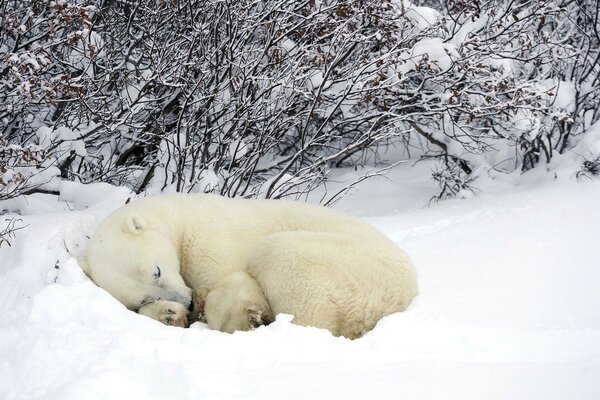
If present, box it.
[151,287,193,311]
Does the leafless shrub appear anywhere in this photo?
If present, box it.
[0,217,26,247]
[576,156,600,180]
[1,0,598,202]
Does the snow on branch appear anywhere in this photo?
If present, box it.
[1,0,598,202]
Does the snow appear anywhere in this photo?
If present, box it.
[403,2,441,31]
[398,38,458,74]
[1,164,599,400]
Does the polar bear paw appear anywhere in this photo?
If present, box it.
[248,305,274,328]
[138,300,189,328]
[204,300,274,333]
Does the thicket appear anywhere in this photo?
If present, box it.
[1,0,599,203]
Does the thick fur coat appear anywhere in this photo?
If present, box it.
[84,194,418,339]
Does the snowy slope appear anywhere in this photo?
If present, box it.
[0,169,599,400]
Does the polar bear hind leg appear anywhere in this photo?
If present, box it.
[247,231,417,339]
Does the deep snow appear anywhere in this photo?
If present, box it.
[1,165,599,400]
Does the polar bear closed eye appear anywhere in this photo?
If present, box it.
[85,193,417,338]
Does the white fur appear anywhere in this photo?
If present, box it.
[85,194,418,338]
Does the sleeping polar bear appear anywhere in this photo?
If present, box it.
[84,194,417,339]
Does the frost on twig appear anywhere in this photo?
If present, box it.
[1,0,598,201]
[0,217,27,248]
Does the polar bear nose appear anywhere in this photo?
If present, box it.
[187,299,194,311]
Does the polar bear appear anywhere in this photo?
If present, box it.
[83,194,417,339]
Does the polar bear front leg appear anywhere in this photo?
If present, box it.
[204,271,273,334]
[138,300,190,327]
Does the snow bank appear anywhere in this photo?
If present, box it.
[0,170,599,399]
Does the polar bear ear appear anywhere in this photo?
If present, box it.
[123,213,146,235]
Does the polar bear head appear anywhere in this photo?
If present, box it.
[84,211,193,314]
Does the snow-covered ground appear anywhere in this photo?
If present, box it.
[1,165,599,400]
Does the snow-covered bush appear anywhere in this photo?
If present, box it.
[413,0,600,184]
[47,0,440,197]
[576,156,600,180]
[1,0,598,201]
[1,0,96,198]
[0,136,47,199]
